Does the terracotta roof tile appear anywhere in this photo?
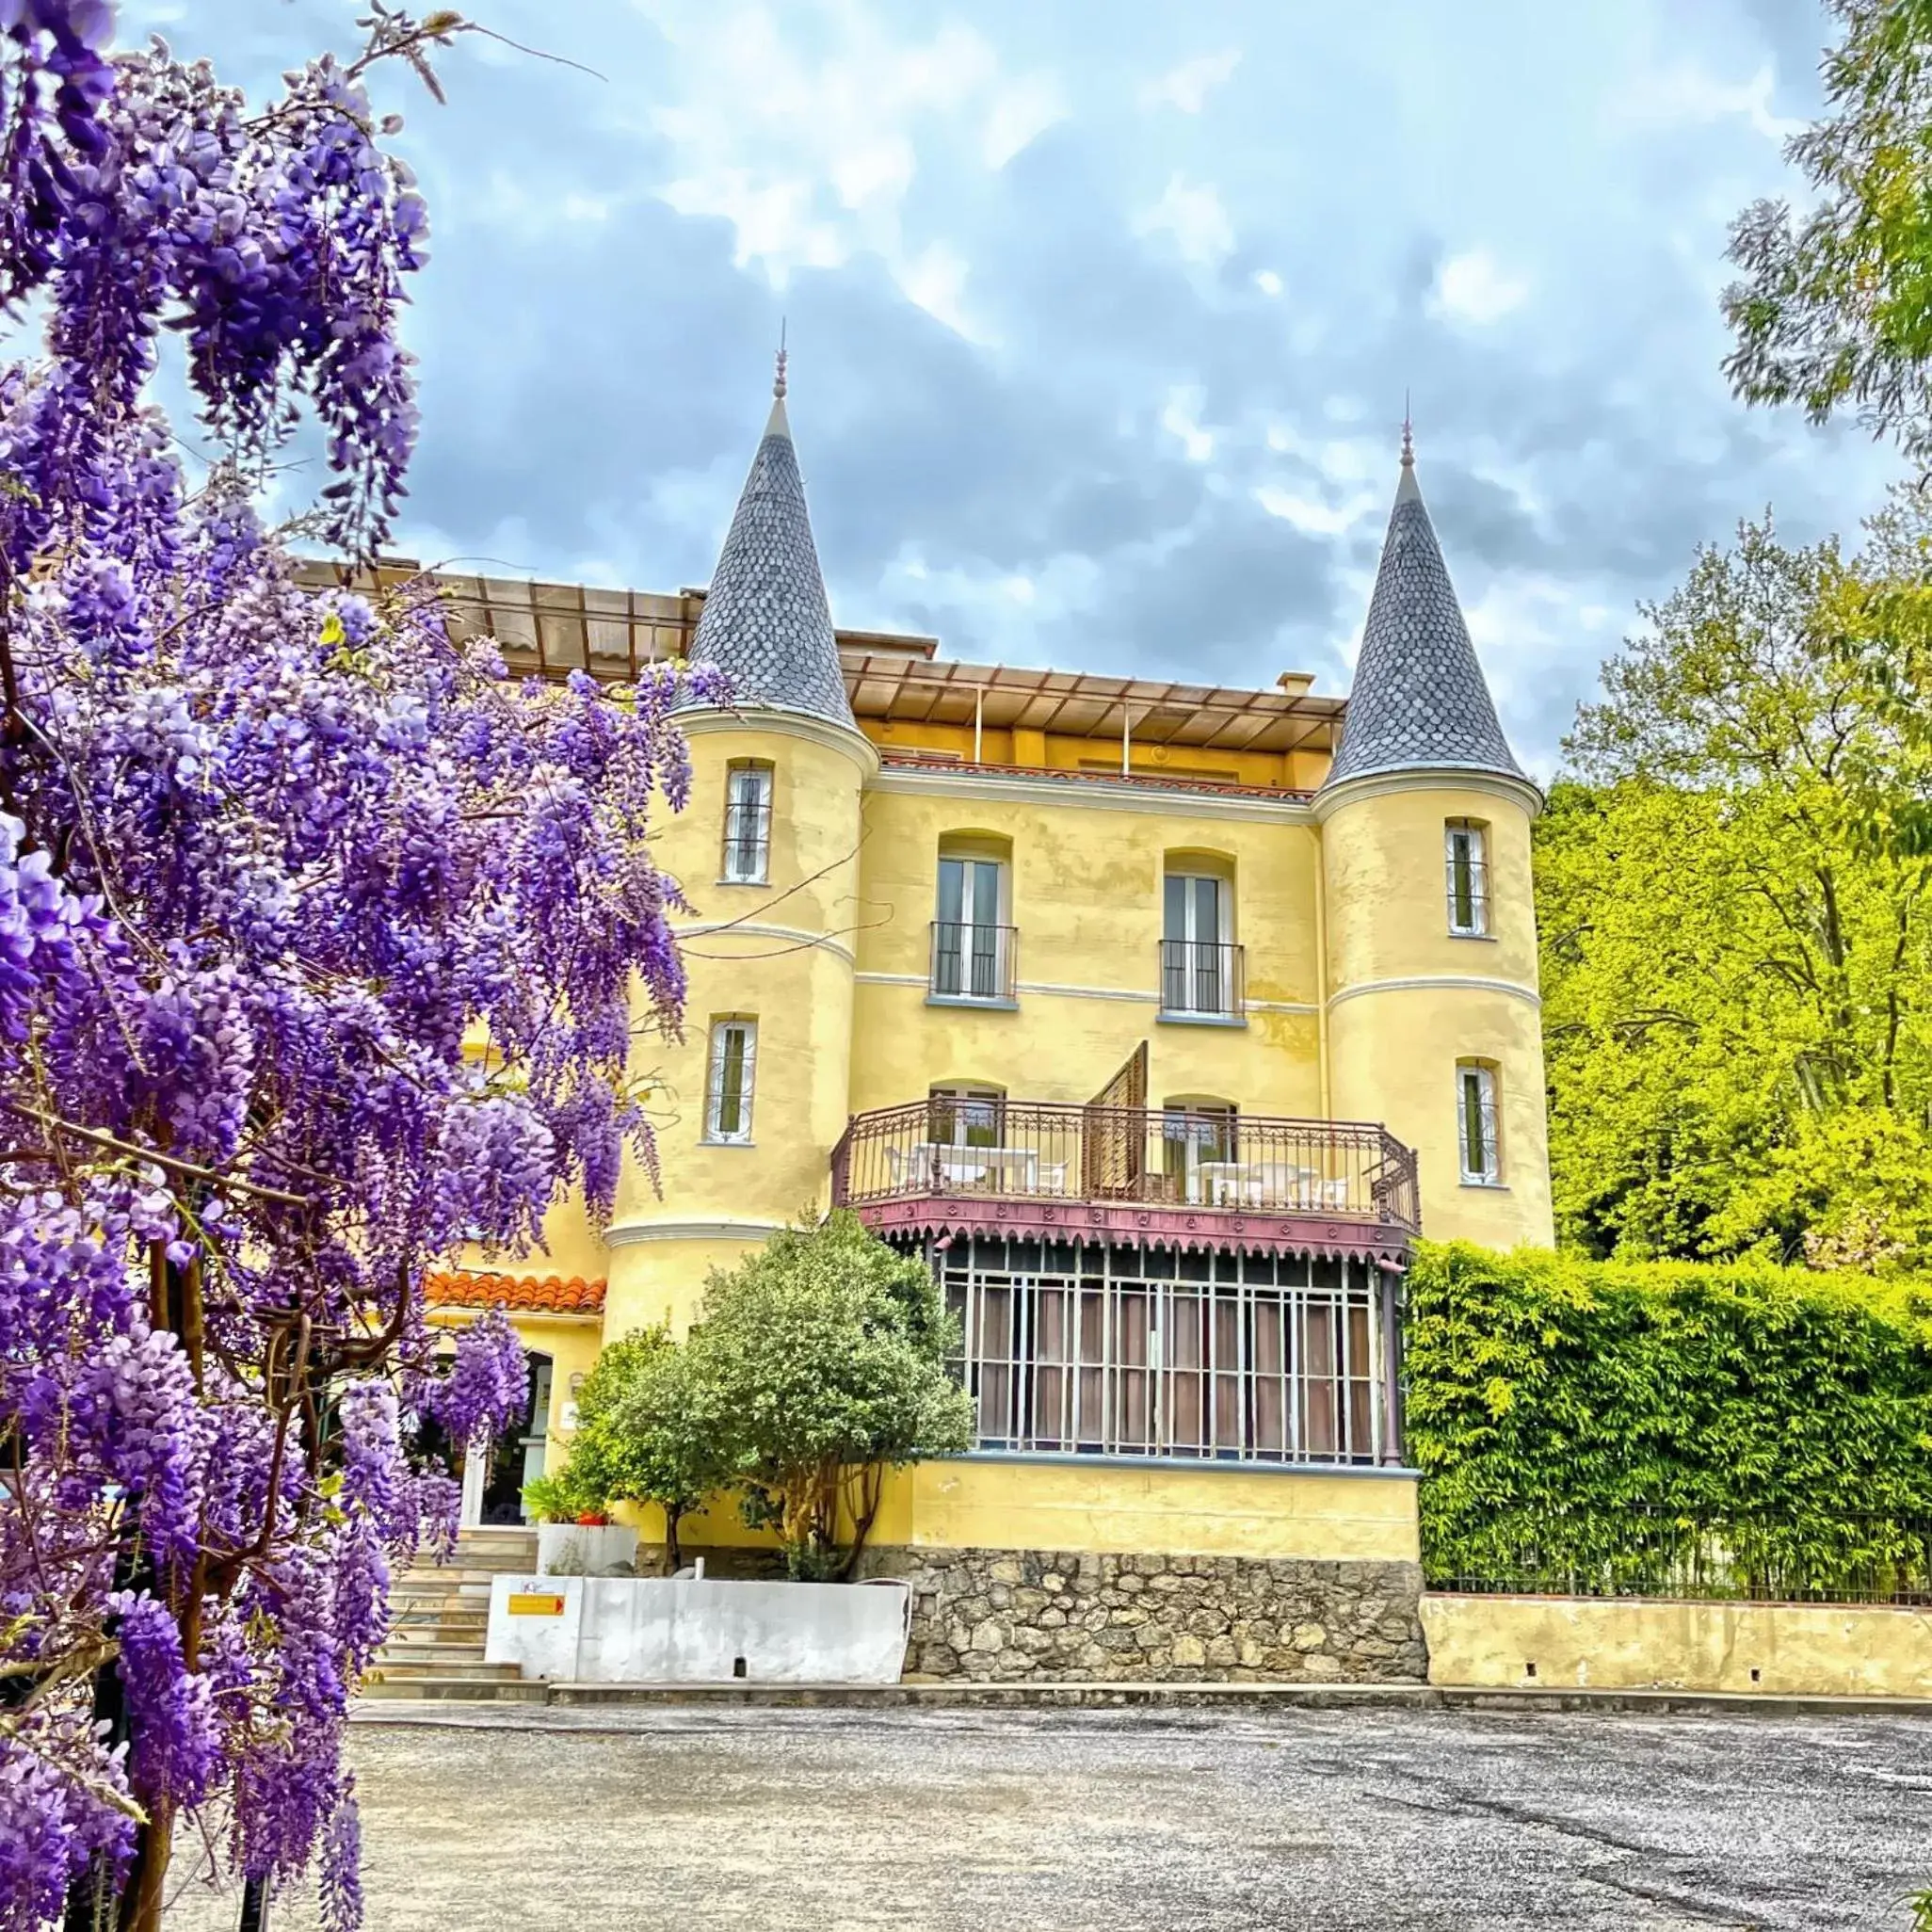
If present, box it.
[425,1270,605,1315]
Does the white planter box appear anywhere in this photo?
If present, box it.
[486,1573,913,1684]
[536,1523,640,1578]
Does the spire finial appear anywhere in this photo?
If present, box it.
[1400,390,1413,468]
[774,316,788,400]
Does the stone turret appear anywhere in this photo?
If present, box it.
[1316,437,1553,1248]
[607,358,877,1333]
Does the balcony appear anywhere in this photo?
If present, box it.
[928,921,1018,1005]
[1157,939,1245,1020]
[831,1100,1420,1263]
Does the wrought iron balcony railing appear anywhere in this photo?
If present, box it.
[1158,939,1245,1018]
[928,921,1018,1003]
[831,1101,1420,1233]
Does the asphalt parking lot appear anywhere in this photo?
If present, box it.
[168,1702,1932,1930]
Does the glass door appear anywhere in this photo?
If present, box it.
[936,856,1005,998]
[1163,874,1223,1013]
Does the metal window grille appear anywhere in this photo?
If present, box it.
[929,922,1017,1000]
[1445,820,1488,936]
[1157,939,1246,1016]
[1457,1063,1499,1183]
[705,1019,757,1141]
[722,765,772,883]
[938,1236,1383,1465]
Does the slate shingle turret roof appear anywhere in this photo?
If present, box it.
[682,367,857,731]
[1324,448,1525,789]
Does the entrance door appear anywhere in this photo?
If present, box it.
[458,1349,553,1527]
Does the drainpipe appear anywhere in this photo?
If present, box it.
[973,685,984,765]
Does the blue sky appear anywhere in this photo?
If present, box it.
[122,0,1896,774]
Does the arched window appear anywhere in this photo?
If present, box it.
[1445,819,1489,937]
[1456,1059,1501,1183]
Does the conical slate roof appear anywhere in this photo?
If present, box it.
[683,373,855,730]
[1325,449,1523,788]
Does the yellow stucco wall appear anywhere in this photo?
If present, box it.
[1319,775,1554,1247]
[616,1460,1419,1565]
[848,783,1325,1115]
[603,710,870,1331]
[1422,1593,1932,1698]
[892,1458,1420,1561]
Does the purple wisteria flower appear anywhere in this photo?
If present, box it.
[0,6,711,1927]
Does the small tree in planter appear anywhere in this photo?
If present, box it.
[526,1327,729,1571]
[688,1212,975,1580]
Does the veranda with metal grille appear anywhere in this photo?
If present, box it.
[922,1233,1401,1466]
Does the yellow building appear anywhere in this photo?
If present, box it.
[425,368,1552,1682]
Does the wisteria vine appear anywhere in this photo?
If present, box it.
[0,8,714,1928]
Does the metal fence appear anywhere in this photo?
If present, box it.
[832,1101,1422,1232]
[1424,1509,1932,1607]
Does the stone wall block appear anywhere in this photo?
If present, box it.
[859,1547,1426,1685]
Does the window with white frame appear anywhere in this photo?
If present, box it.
[1160,1099,1236,1204]
[1161,865,1238,1015]
[933,852,1011,999]
[704,1018,757,1142]
[927,1084,1005,1149]
[1445,819,1489,937]
[1456,1061,1501,1183]
[721,763,773,884]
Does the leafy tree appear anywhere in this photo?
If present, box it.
[1542,512,1932,1264]
[0,8,715,1929]
[525,1328,731,1571]
[684,1213,974,1581]
[1724,0,1932,462]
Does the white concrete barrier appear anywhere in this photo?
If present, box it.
[485,1573,912,1684]
[536,1523,640,1577]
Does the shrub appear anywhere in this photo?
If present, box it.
[1406,1241,1932,1591]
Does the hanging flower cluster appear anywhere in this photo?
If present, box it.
[0,7,721,1928]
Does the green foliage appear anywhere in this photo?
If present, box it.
[1407,1241,1932,1590]
[684,1210,975,1579]
[521,1327,730,1562]
[1724,0,1932,464]
[1539,509,1932,1266]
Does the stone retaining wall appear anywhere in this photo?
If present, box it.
[858,1546,1427,1682]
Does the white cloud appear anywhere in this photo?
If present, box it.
[984,73,1067,168]
[1253,268,1283,297]
[1254,486,1375,537]
[1161,386,1215,463]
[1429,248,1531,327]
[628,0,1051,325]
[1143,49,1243,114]
[899,241,996,346]
[1615,61,1803,145]
[1136,174,1235,266]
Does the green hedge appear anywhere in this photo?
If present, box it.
[1405,1242,1932,1596]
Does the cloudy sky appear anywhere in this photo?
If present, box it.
[125,0,1898,775]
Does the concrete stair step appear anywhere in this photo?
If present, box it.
[395,1568,521,1588]
[358,1674,546,1703]
[366,1654,522,1680]
[374,1642,491,1666]
[383,1619,489,1642]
